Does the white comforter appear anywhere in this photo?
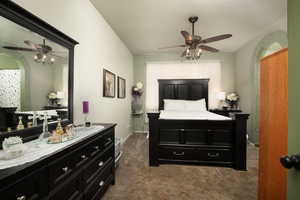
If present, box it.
[159,110,232,120]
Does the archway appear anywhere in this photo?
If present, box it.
[251,31,288,144]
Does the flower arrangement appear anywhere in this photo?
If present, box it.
[132,82,143,96]
[48,92,57,99]
[48,92,58,106]
[3,136,23,148]
[226,92,239,108]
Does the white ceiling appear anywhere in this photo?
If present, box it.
[91,0,287,55]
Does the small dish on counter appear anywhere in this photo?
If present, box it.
[46,134,77,144]
[2,136,28,159]
[47,124,77,144]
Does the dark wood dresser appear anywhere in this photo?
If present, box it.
[209,109,242,117]
[0,124,116,200]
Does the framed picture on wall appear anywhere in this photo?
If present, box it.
[103,69,115,98]
[117,76,126,98]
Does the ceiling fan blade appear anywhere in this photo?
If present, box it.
[201,34,232,44]
[181,31,193,42]
[24,40,41,49]
[158,44,186,50]
[49,53,66,58]
[2,46,36,51]
[199,45,219,53]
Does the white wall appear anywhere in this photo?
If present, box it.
[146,62,222,110]
[13,0,134,142]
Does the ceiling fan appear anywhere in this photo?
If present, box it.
[2,39,64,64]
[159,16,232,60]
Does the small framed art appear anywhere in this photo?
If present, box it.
[117,76,126,98]
[103,69,115,98]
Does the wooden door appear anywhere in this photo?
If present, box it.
[259,48,288,200]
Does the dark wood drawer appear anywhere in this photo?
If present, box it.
[198,148,233,162]
[185,129,207,145]
[101,129,114,149]
[159,128,233,147]
[91,175,113,200]
[83,144,114,185]
[49,152,75,189]
[86,129,114,158]
[84,161,114,200]
[1,168,47,200]
[159,146,198,161]
[49,171,82,200]
[159,129,180,144]
[208,130,232,146]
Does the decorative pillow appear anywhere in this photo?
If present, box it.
[164,99,185,111]
[184,99,207,111]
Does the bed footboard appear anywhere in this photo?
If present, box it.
[147,112,249,170]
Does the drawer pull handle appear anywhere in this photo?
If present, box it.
[173,152,185,156]
[98,161,104,167]
[62,166,69,173]
[17,196,26,200]
[104,138,112,146]
[208,153,220,158]
[99,181,105,187]
[81,155,87,159]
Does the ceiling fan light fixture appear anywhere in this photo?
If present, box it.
[197,48,202,57]
[158,16,232,61]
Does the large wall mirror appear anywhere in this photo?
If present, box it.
[0,1,78,143]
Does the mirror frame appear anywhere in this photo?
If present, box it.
[0,0,78,144]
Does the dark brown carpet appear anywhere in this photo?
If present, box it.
[103,133,258,200]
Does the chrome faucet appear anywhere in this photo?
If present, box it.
[39,112,51,141]
[28,111,38,127]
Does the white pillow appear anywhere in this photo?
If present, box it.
[164,99,185,111]
[184,99,207,111]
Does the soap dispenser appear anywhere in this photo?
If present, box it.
[16,116,24,130]
[56,118,64,135]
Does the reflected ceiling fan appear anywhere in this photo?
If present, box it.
[159,16,232,60]
[2,39,64,64]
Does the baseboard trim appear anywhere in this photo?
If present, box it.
[121,132,132,144]
[133,131,148,134]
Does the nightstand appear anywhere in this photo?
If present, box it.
[209,109,242,117]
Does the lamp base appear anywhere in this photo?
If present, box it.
[84,114,91,127]
[85,122,91,127]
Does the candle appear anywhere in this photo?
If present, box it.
[83,101,89,114]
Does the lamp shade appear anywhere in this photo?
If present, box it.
[216,92,226,101]
[83,101,89,114]
[56,91,64,99]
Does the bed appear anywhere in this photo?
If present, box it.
[147,79,249,170]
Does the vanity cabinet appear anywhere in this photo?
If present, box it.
[0,124,116,200]
[1,167,48,200]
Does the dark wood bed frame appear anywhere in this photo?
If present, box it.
[147,79,249,170]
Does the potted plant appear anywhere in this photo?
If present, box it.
[132,82,143,114]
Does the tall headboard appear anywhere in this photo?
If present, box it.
[158,79,209,110]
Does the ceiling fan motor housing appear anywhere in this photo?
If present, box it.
[188,16,199,24]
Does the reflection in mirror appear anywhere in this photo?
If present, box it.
[0,16,69,133]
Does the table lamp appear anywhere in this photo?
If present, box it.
[83,101,91,127]
[216,92,226,109]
